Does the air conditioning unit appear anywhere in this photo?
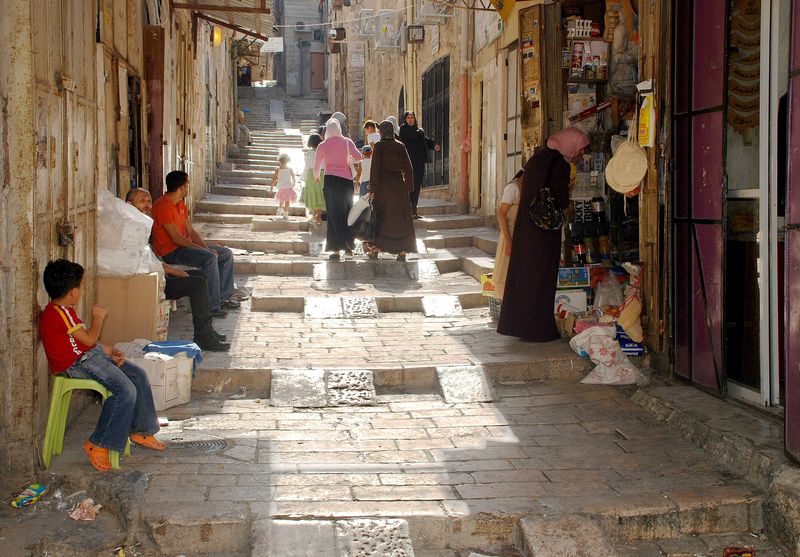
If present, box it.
[414,0,455,26]
[295,21,310,33]
[358,9,377,39]
[375,10,401,51]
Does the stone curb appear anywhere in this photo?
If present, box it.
[629,386,800,556]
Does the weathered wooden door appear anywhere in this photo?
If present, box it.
[784,0,800,461]
[143,25,165,199]
[672,0,727,393]
[311,52,325,90]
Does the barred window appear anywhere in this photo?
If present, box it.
[421,56,450,187]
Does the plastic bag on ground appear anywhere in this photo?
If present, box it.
[569,324,616,357]
[97,189,163,277]
[579,334,644,385]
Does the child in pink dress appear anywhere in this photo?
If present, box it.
[271,154,296,217]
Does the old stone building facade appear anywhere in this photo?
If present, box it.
[0,0,267,477]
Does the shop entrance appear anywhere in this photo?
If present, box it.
[724,0,790,407]
[673,0,790,409]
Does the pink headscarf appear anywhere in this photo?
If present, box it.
[547,127,590,161]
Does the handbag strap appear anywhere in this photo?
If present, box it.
[537,152,563,205]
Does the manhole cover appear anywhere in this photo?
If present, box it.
[167,439,228,454]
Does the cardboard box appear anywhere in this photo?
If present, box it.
[557,267,591,289]
[554,290,588,313]
[554,312,577,337]
[126,353,192,411]
[97,273,168,346]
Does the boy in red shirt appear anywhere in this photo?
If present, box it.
[39,259,165,472]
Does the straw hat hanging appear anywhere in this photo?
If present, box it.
[605,112,647,196]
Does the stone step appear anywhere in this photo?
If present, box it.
[229,162,281,172]
[194,212,254,225]
[250,292,485,315]
[190,357,593,395]
[232,254,466,276]
[218,169,276,179]
[143,502,250,555]
[218,175,273,186]
[251,518,415,557]
[195,196,307,216]
[415,215,488,231]
[212,184,275,198]
[517,487,765,555]
[206,235,317,254]
[416,201,461,216]
[251,215,311,232]
[422,230,498,257]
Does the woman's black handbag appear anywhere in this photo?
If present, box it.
[351,203,376,242]
[529,158,565,230]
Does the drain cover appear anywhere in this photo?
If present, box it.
[167,439,228,454]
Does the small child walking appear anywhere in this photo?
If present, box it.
[300,134,325,224]
[356,144,372,197]
[39,259,164,472]
[271,153,296,218]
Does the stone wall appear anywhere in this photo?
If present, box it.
[283,0,328,98]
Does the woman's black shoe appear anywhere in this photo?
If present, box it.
[211,309,228,318]
[221,298,241,309]
[213,330,228,342]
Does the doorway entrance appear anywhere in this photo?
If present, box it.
[672,0,790,409]
[310,52,325,90]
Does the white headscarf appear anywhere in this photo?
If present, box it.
[324,118,343,139]
[386,116,400,136]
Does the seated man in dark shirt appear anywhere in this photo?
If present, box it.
[126,188,230,352]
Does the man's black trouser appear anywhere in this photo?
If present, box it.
[164,270,214,341]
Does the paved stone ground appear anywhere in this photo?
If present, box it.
[9,99,796,556]
[167,302,591,378]
[41,382,778,555]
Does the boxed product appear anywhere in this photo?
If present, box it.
[616,326,646,357]
[125,352,192,411]
[480,273,495,297]
[554,289,588,313]
[557,267,591,289]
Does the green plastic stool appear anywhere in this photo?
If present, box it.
[42,375,131,469]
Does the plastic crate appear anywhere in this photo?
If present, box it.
[489,297,502,320]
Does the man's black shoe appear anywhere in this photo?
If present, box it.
[221,299,241,309]
[195,337,231,352]
[211,309,228,318]
[213,330,228,342]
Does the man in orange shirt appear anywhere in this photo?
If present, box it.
[150,171,239,315]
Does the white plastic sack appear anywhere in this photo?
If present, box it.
[97,189,163,277]
[593,275,625,310]
[347,196,371,226]
[578,334,644,386]
[570,325,616,358]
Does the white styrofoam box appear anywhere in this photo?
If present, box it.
[125,353,192,411]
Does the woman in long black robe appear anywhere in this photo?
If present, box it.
[497,127,589,342]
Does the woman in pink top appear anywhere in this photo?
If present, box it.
[314,118,362,259]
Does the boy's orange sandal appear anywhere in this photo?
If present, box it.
[130,434,166,451]
[83,440,112,472]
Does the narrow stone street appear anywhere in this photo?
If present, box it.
[4,88,794,556]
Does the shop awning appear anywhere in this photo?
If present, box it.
[170,0,274,42]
